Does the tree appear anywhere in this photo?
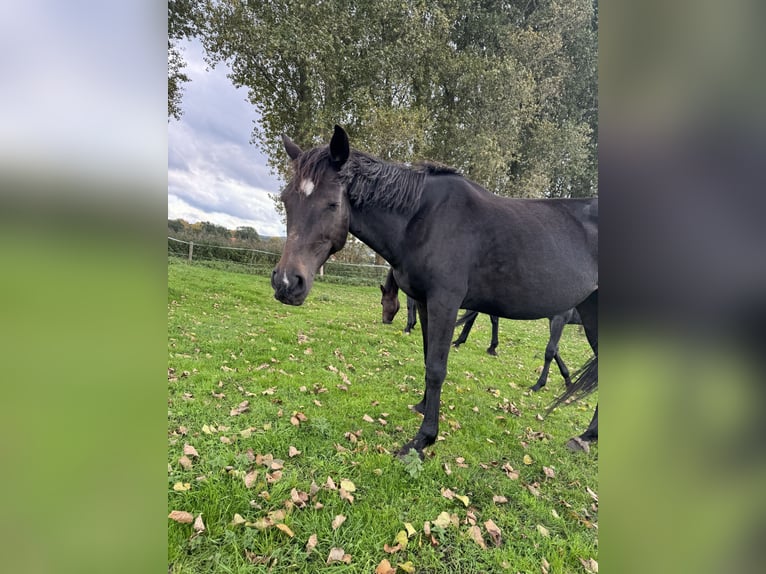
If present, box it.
[235,226,260,241]
[197,0,597,198]
[168,0,206,120]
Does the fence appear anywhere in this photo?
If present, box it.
[168,237,390,286]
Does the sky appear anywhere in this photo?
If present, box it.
[168,39,286,237]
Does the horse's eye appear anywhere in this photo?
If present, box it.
[327,203,339,211]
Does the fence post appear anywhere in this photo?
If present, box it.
[188,241,194,262]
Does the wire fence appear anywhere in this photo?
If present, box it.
[168,237,390,286]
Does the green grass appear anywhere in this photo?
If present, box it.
[168,261,598,573]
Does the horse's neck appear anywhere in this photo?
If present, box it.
[348,205,408,267]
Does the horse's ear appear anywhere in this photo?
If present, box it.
[329,124,349,167]
[282,134,302,160]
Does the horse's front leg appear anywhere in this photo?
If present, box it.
[400,301,457,458]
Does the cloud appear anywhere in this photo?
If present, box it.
[168,39,285,236]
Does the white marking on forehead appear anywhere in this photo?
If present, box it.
[300,178,315,196]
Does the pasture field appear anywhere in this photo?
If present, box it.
[168,261,598,573]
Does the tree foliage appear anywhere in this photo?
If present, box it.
[189,0,597,198]
[168,0,206,120]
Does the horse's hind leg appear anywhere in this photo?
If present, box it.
[567,405,598,452]
[531,314,566,391]
[554,352,572,386]
[486,315,499,355]
[568,290,598,449]
[405,296,417,334]
[452,310,478,348]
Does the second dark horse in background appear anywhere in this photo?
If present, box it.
[381,268,582,389]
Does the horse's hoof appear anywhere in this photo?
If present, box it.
[486,349,498,356]
[529,383,544,392]
[566,437,591,453]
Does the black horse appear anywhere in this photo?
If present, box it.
[382,268,582,387]
[272,126,598,456]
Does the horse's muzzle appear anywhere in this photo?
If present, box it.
[271,268,308,306]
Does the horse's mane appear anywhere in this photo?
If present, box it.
[284,144,460,214]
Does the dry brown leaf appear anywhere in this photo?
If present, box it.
[183,444,199,458]
[178,455,192,470]
[244,470,258,489]
[484,519,502,546]
[275,523,294,537]
[291,488,309,507]
[325,476,337,490]
[266,470,282,484]
[493,495,508,504]
[288,446,301,457]
[467,525,486,549]
[306,533,318,554]
[339,488,355,504]
[383,543,401,554]
[536,524,550,537]
[375,558,396,574]
[502,463,519,480]
[193,514,206,533]
[332,515,347,530]
[231,513,246,526]
[580,558,598,573]
[326,547,351,565]
[543,466,556,479]
[542,557,551,574]
[230,400,250,416]
[363,414,375,423]
[168,510,194,524]
[441,488,455,500]
[586,486,599,502]
[433,511,451,529]
[527,483,541,497]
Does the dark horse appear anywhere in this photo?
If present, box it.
[382,268,582,388]
[272,126,598,456]
[381,268,500,353]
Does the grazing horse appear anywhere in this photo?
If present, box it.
[272,125,598,456]
[380,267,418,334]
[381,268,500,352]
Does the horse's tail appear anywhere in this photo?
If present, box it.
[547,355,598,413]
[455,309,479,327]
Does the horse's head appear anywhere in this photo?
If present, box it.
[272,125,351,305]
[380,283,400,324]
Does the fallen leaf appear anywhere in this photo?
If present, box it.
[363,414,375,423]
[326,547,351,565]
[306,533,318,554]
[536,524,550,537]
[245,552,270,565]
[193,514,205,533]
[288,446,301,457]
[291,488,309,507]
[467,525,486,549]
[340,479,356,492]
[244,470,258,489]
[579,558,598,573]
[433,511,451,529]
[325,476,337,490]
[332,515,347,530]
[543,466,556,479]
[172,482,191,492]
[231,513,246,526]
[542,557,550,574]
[454,494,470,507]
[441,488,455,500]
[375,558,396,574]
[266,470,282,484]
[586,486,599,502]
[275,523,294,537]
[339,488,355,504]
[398,561,415,573]
[395,530,409,549]
[443,463,452,475]
[484,519,502,546]
[168,510,194,524]
[383,543,401,554]
[523,454,533,465]
[527,483,541,497]
[178,456,192,470]
[230,400,250,416]
[183,444,199,458]
[404,522,417,538]
[502,463,519,480]
[493,495,508,504]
